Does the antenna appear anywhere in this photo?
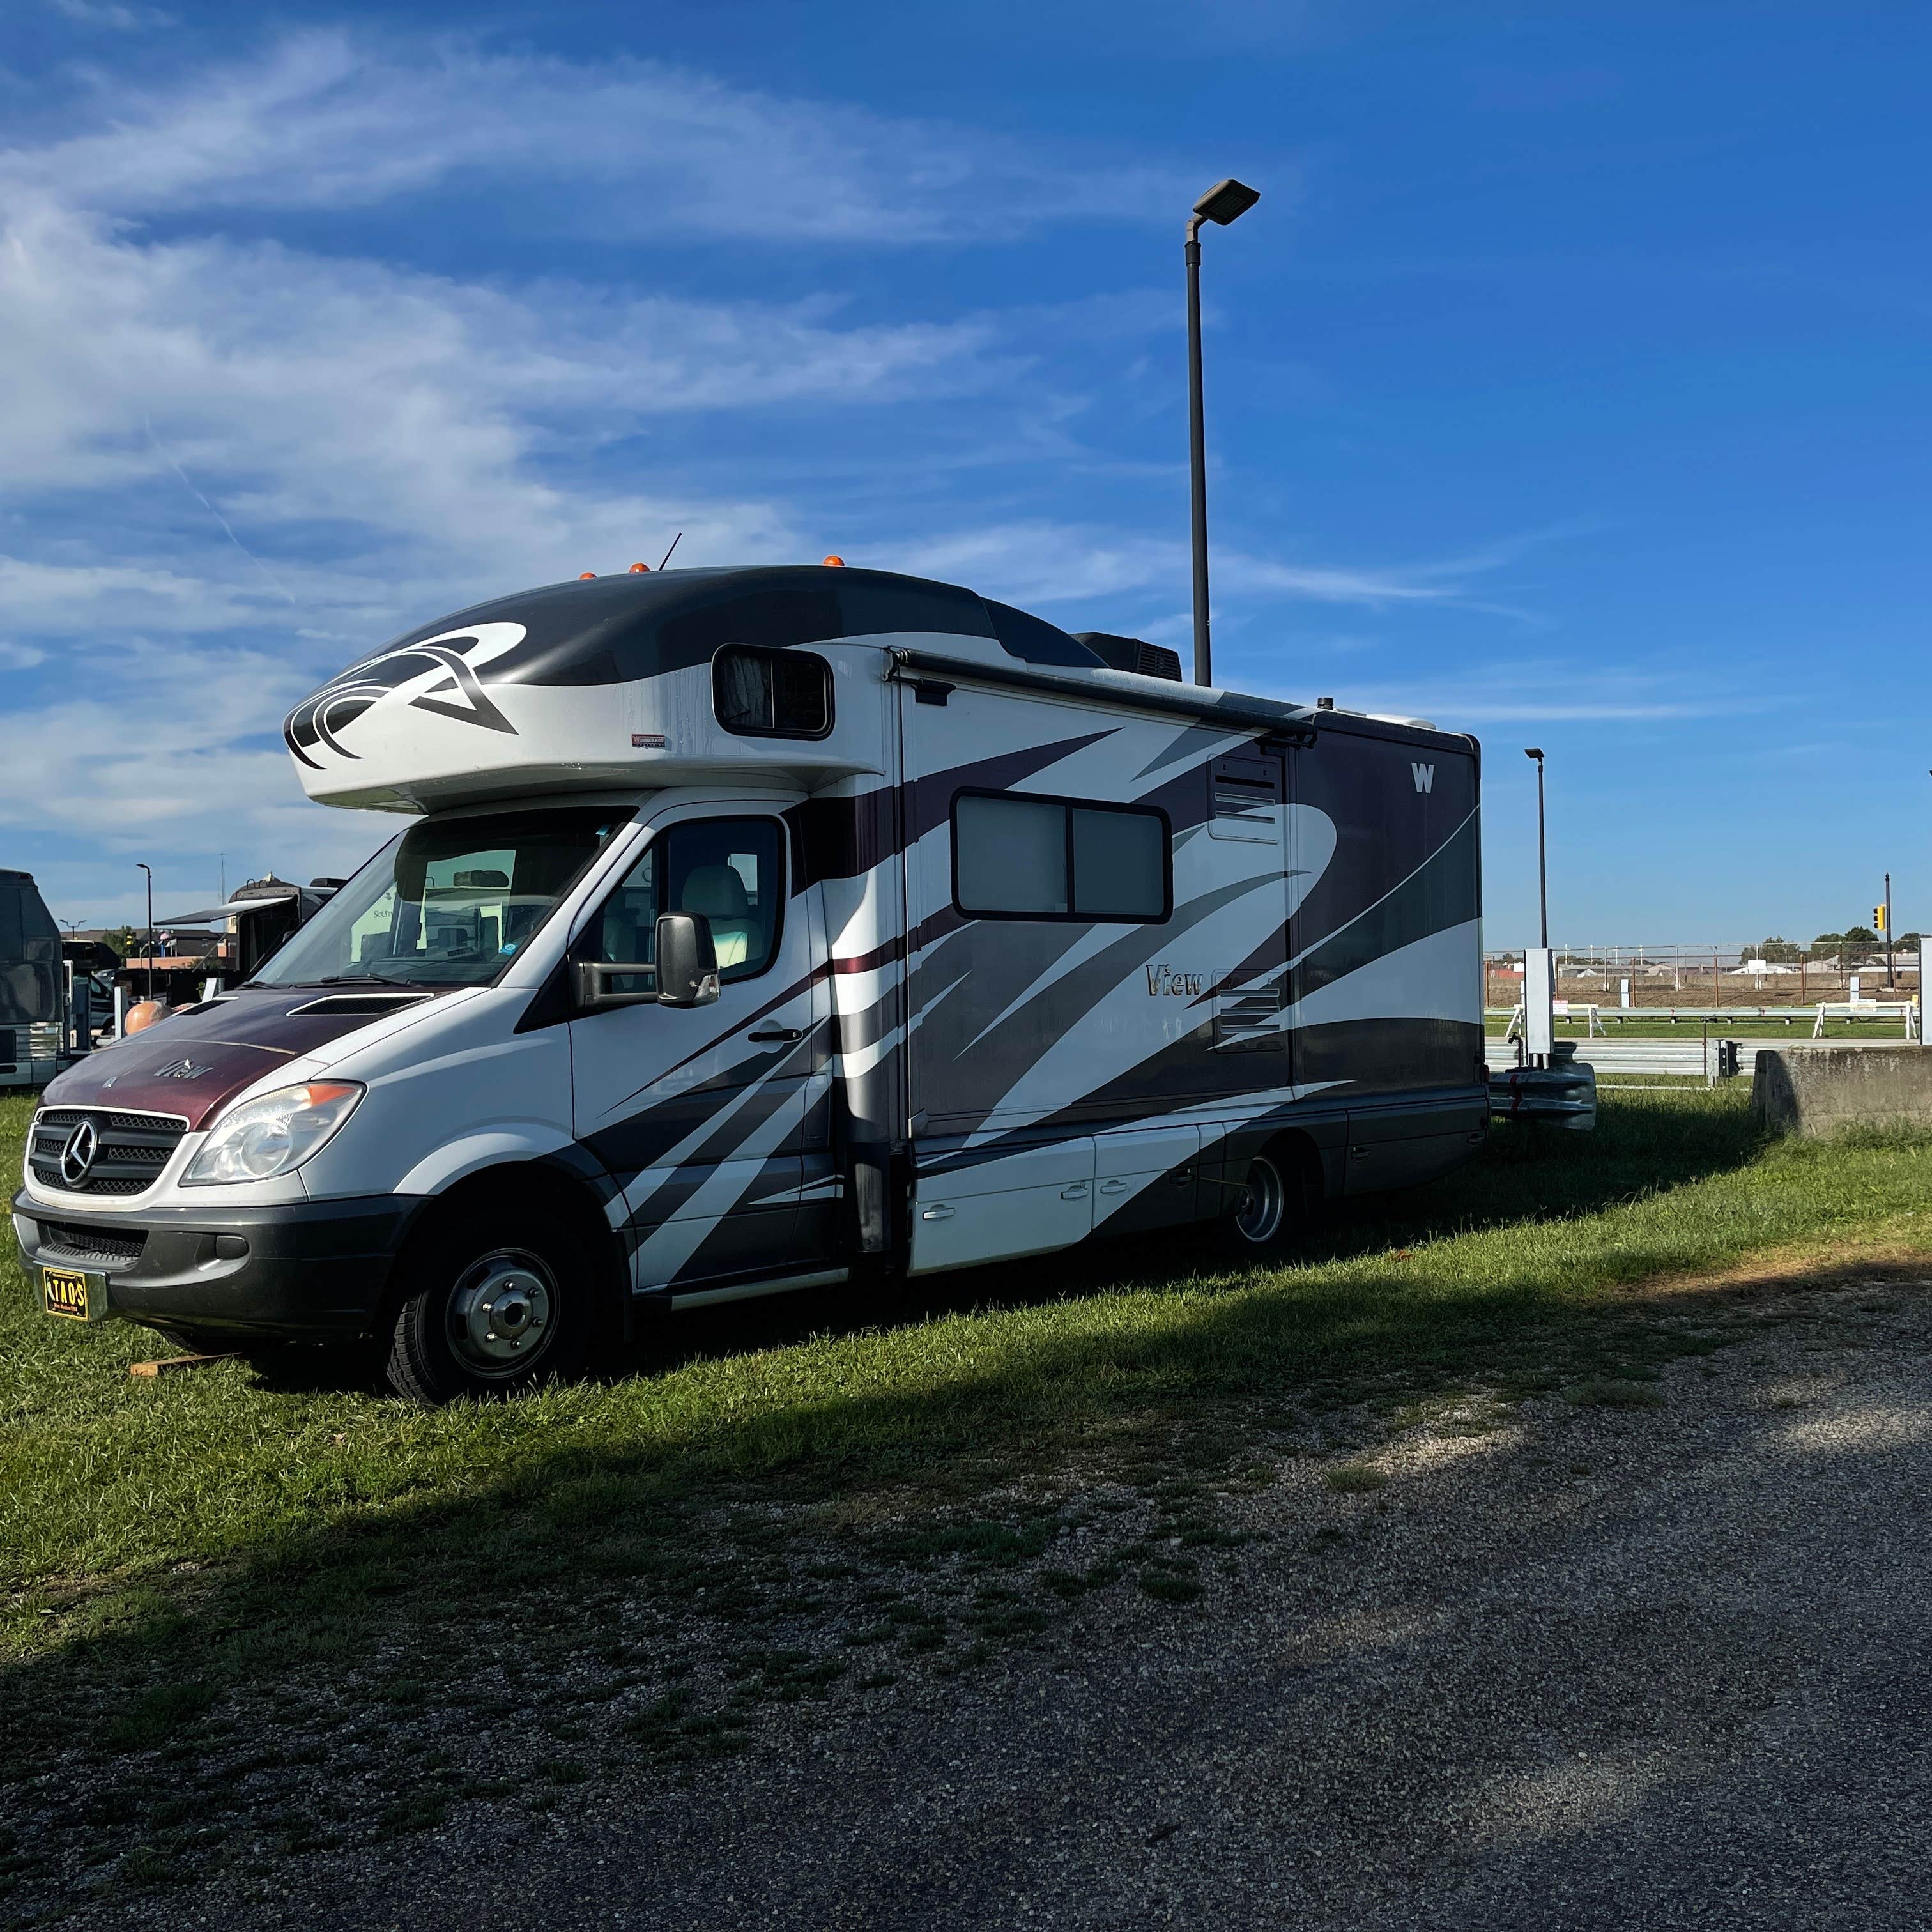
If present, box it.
[657,532,683,572]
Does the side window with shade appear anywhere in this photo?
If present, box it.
[590,817,785,986]
[714,645,833,739]
[952,792,1169,924]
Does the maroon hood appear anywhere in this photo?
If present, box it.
[42,990,433,1129]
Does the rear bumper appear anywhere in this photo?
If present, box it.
[12,1190,420,1340]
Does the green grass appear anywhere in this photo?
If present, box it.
[5,1085,1932,1775]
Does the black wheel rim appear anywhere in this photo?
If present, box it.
[445,1246,560,1379]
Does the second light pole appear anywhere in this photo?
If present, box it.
[1186,176,1259,687]
[1524,749,1549,947]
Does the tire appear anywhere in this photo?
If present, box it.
[383,1202,597,1405]
[1217,1147,1309,1261]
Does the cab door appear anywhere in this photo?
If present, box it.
[568,806,825,1293]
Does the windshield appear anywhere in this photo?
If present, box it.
[253,808,632,989]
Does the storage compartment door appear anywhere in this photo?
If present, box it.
[909,1137,1096,1275]
[1344,1098,1487,1196]
[1092,1123,1202,1236]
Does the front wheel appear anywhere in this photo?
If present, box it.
[384,1208,595,1404]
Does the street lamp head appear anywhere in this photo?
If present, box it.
[1524,747,1544,762]
[1192,178,1260,226]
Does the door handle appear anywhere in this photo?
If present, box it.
[1061,1183,1090,1200]
[920,1204,955,1222]
[1098,1178,1130,1195]
[748,1027,804,1045]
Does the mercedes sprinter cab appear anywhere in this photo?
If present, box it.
[15,564,1489,1402]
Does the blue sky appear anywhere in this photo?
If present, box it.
[3,2,1928,947]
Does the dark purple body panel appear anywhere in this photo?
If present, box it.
[39,992,412,1128]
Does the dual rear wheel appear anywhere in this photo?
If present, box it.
[1218,1145,1317,1259]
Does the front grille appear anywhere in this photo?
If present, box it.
[29,1107,187,1197]
[35,1219,146,1266]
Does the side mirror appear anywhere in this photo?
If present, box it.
[654,912,719,1008]
[571,913,719,1011]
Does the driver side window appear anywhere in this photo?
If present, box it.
[592,818,785,984]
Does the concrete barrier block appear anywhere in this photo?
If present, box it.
[1752,1045,1932,1137]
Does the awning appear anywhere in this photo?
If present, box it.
[155,891,298,926]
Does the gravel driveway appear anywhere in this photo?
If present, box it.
[63,1277,1932,1931]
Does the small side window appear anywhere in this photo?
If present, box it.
[714,645,833,740]
[952,792,1169,924]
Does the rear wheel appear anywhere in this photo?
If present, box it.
[1218,1146,1311,1260]
[384,1205,596,1404]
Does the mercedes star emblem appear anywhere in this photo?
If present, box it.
[59,1117,100,1187]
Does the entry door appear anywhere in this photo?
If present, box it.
[569,809,824,1294]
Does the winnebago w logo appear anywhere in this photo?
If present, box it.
[1411,762,1435,794]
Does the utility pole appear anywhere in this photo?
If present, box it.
[1885,871,1894,988]
[136,862,154,1002]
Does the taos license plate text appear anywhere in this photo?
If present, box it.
[42,1266,107,1322]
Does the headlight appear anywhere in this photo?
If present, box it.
[183,1082,364,1186]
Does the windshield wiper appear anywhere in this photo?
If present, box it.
[310,974,430,989]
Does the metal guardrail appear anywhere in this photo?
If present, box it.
[1487,1036,1924,1084]
[1488,1003,1919,1035]
[1486,1041,1731,1080]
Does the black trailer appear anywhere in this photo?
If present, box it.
[0,870,65,1088]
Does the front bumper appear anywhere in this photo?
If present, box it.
[12,1190,422,1340]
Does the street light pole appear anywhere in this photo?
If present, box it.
[136,862,154,1002]
[1184,177,1259,687]
[1525,749,1548,948]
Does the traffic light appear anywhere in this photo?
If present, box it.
[1875,905,1888,933]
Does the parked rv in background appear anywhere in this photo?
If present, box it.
[156,875,345,991]
[0,870,65,1088]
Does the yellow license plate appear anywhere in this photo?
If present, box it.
[42,1266,107,1323]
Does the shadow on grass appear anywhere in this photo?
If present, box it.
[6,1109,1786,1675]
[611,1087,1771,1379]
[238,1094,1767,1401]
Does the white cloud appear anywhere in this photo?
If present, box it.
[47,0,174,28]
[0,194,999,528]
[3,31,1190,243]
[1252,659,1783,726]
[890,519,1525,614]
[0,638,350,843]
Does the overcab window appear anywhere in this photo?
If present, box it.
[714,645,833,739]
[952,792,1170,923]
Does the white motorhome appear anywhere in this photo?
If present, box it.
[16,565,1487,1400]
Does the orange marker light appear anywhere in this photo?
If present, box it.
[579,571,596,579]
[822,555,845,567]
[628,562,650,573]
